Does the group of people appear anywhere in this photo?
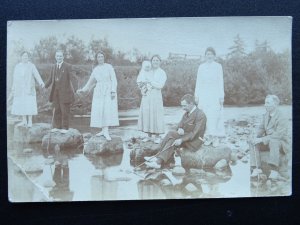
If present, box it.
[9,47,289,180]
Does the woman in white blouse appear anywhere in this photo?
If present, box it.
[195,47,225,147]
[77,51,119,141]
[137,55,167,144]
[10,51,45,127]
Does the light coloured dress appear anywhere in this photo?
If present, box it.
[82,63,119,128]
[137,68,167,134]
[195,61,225,137]
[11,62,44,115]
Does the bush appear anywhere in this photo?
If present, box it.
[10,48,292,115]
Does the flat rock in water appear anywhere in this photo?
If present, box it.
[214,159,228,171]
[205,172,216,178]
[160,178,172,186]
[41,128,83,150]
[185,183,198,192]
[180,145,231,169]
[236,118,249,127]
[24,163,43,173]
[23,148,33,153]
[258,174,268,182]
[172,166,186,176]
[84,136,123,155]
[189,168,206,175]
[43,180,56,188]
[14,123,51,143]
[104,168,132,181]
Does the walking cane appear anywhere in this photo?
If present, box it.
[46,107,56,156]
[249,125,260,196]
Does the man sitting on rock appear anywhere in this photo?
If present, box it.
[250,95,290,180]
[145,94,207,169]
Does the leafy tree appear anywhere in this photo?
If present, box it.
[63,36,86,64]
[228,34,246,58]
[88,38,113,62]
[34,36,59,63]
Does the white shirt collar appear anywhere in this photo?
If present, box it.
[189,106,197,115]
[57,61,63,68]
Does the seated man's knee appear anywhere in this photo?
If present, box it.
[269,139,281,150]
[166,130,178,138]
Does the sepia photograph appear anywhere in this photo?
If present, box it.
[6,17,292,202]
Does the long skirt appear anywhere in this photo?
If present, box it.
[90,91,119,128]
[11,95,38,115]
[138,89,165,134]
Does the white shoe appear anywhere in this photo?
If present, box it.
[251,168,263,177]
[154,137,161,144]
[144,156,157,162]
[60,129,68,134]
[268,170,280,180]
[51,128,59,132]
[103,133,112,141]
[96,131,104,137]
[145,160,161,169]
[27,121,32,128]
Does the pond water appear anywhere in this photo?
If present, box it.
[7,106,292,201]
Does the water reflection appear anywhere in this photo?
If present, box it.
[8,137,250,200]
[49,163,74,201]
[8,108,254,201]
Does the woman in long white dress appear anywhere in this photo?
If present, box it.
[194,47,225,147]
[10,51,45,127]
[137,55,167,143]
[77,51,119,141]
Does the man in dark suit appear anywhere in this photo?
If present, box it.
[45,50,75,133]
[145,94,207,169]
[250,95,290,180]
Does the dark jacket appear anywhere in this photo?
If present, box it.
[45,62,75,103]
[178,107,207,151]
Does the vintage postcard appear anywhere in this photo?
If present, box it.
[7,17,292,202]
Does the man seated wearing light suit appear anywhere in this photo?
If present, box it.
[250,95,290,180]
[145,94,207,169]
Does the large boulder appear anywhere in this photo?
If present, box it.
[180,145,231,169]
[83,136,123,155]
[41,128,83,150]
[13,123,51,143]
[129,140,160,164]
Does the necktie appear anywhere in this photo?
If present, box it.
[267,114,271,126]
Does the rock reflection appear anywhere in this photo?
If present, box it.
[88,154,122,200]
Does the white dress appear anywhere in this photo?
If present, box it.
[11,62,44,115]
[82,63,119,128]
[195,61,225,137]
[137,68,167,134]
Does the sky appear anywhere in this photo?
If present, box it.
[7,17,292,59]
